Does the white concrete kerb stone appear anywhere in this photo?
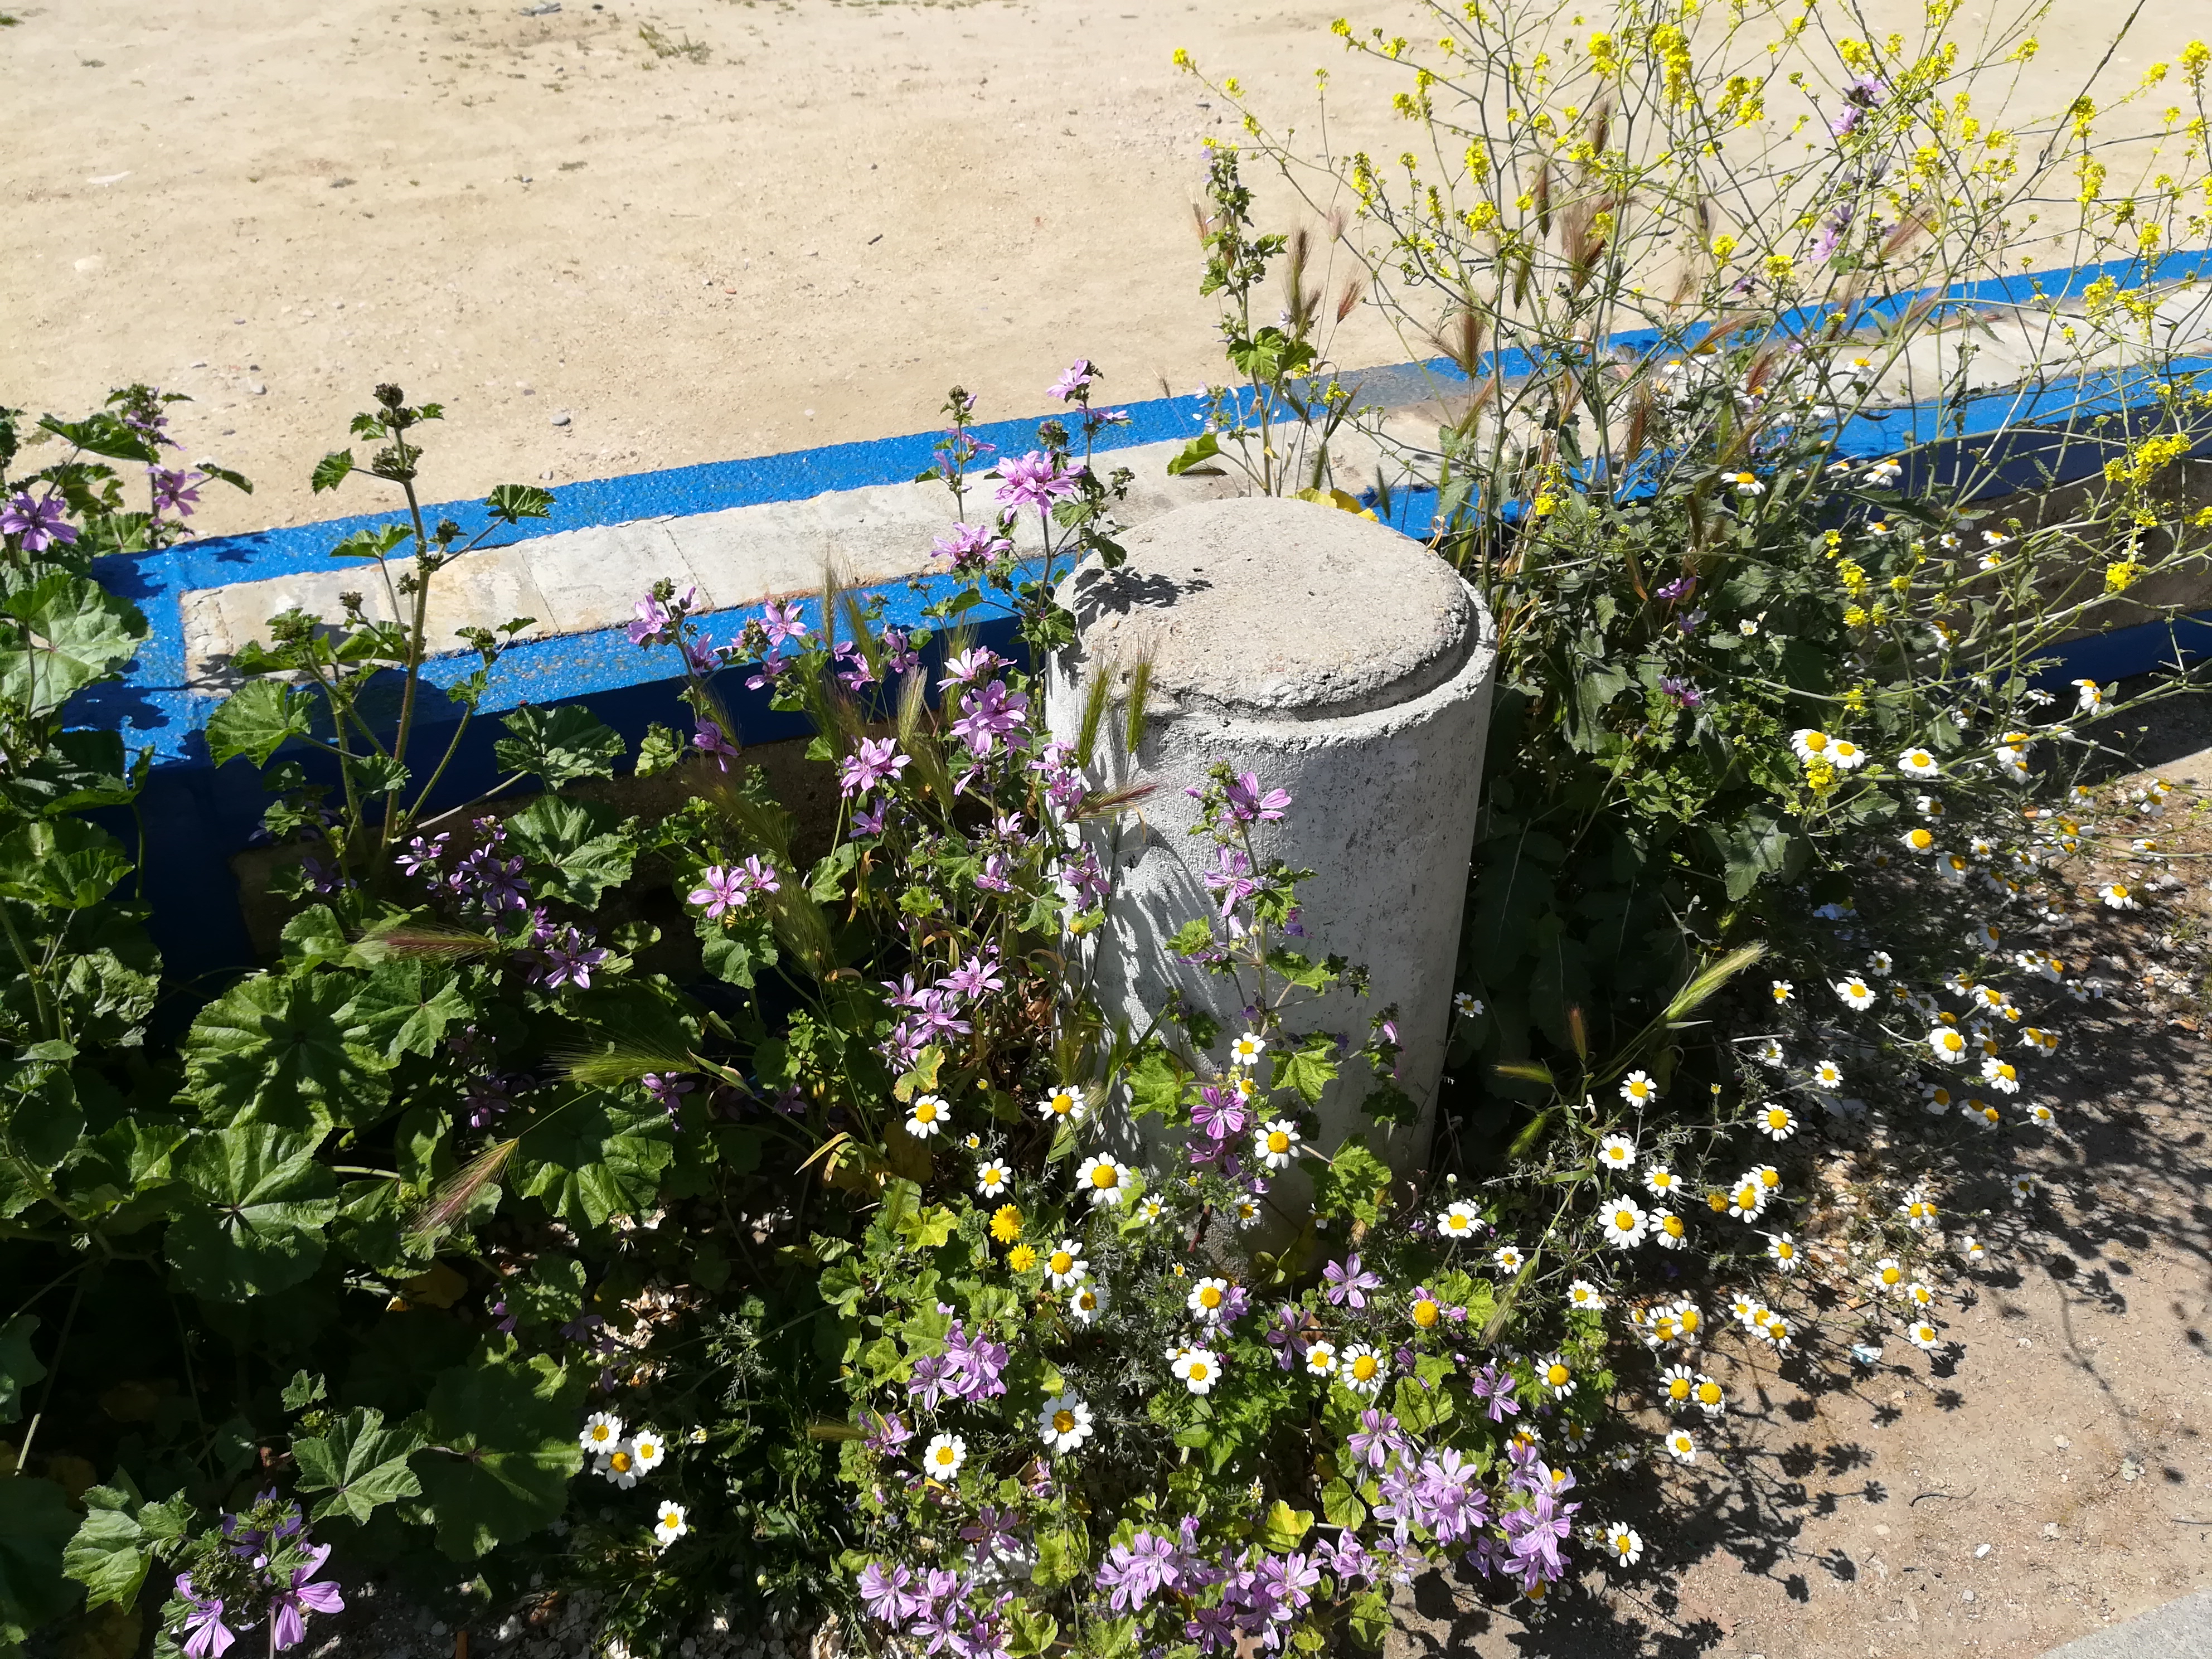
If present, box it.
[1044,496,1497,1206]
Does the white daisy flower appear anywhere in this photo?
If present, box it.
[1494,1244,1527,1273]
[1602,1196,1650,1249]
[1643,1165,1681,1199]
[1076,1154,1133,1207]
[1659,1362,1696,1409]
[1036,1084,1088,1124]
[1829,738,1866,770]
[1926,1026,1970,1064]
[1666,1429,1699,1464]
[599,1441,643,1489]
[1187,1277,1233,1322]
[1137,1194,1167,1224]
[1810,1058,1845,1090]
[1619,1070,1660,1105]
[629,1427,667,1474]
[1898,748,1941,778]
[1453,991,1486,1017]
[1867,950,1894,975]
[1958,1235,1987,1265]
[905,1093,949,1139]
[975,1161,1011,1198]
[2027,1102,2055,1127]
[2073,677,2108,713]
[1835,977,1875,1010]
[1043,1240,1088,1289]
[1233,1196,1263,1229]
[580,1412,625,1456]
[1037,1393,1095,1454]
[1768,1232,1801,1272]
[1770,978,1797,1003]
[1905,1321,1944,1352]
[1598,1133,1637,1172]
[1069,1280,1108,1325]
[1602,1523,1643,1566]
[1757,1102,1797,1141]
[652,1501,688,1549]
[1871,1257,1905,1296]
[1253,1118,1303,1170]
[1900,1194,1939,1229]
[1230,1031,1267,1066]
[1650,1209,1687,1249]
[1905,1280,1936,1309]
[1437,1200,1483,1240]
[2010,1172,2039,1201]
[1536,1352,1576,1398]
[1568,1278,1605,1312]
[1692,1374,1726,1418]
[1304,1340,1340,1379]
[1340,1343,1388,1396]
[1981,1057,2021,1094]
[1739,617,1761,636]
[921,1432,967,1481]
[1726,1177,1768,1220]
[1789,729,1836,764]
[1174,1348,1221,1394]
[2098,882,2139,910]
[1754,1037,1786,1068]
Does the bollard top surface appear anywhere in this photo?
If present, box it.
[1060,496,1479,721]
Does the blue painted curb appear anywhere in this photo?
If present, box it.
[66,250,2212,977]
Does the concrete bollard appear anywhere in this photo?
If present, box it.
[1045,496,1497,1197]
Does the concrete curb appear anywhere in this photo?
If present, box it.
[2039,1591,2212,1658]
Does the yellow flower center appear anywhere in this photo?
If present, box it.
[1778,1243,1794,1259]
[1546,1364,1569,1386]
[1697,1381,1722,1405]
[1668,1377,1690,1399]
[1760,1169,1779,1188]
[1189,1362,1209,1381]
[1267,1131,1291,1154]
[1413,1299,1439,1328]
[610,1451,632,1473]
[1053,1410,1076,1434]
[1613,1210,1637,1231]
[915,1102,937,1122]
[1881,1267,1900,1284]
[1199,1286,1223,1308]
[1352,1355,1379,1381]
[1679,1309,1700,1332]
[1049,1252,1073,1276]
[1663,1215,1685,1238]
[1090,1164,1118,1188]
[935,1448,955,1466]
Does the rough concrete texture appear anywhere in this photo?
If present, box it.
[2039,1593,2212,1659]
[1045,497,1496,1199]
[179,435,1244,688]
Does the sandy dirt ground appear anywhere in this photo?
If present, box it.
[7,0,2207,537]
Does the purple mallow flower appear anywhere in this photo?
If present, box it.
[1322,1252,1381,1308]
[268,1543,345,1651]
[948,680,1030,757]
[994,450,1085,515]
[1,492,77,552]
[840,736,913,799]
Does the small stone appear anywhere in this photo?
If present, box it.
[2043,1522,2061,1537]
[431,1621,448,1636]
[1975,1543,1992,1558]
[1874,1524,1890,1537]
[2121,1457,2143,1482]
[1963,1589,1976,1603]
[247,381,267,395]
[550,412,570,426]
[191,358,207,367]
[2054,1436,2071,1449]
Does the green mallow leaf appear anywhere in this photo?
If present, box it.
[409,1350,584,1560]
[181,973,392,1129]
[60,1483,151,1612]
[504,797,635,908]
[0,1477,82,1646]
[0,574,146,715]
[0,816,130,910]
[512,1096,675,1231]
[164,1123,340,1301]
[0,1318,44,1425]
[205,680,316,768]
[494,705,625,789]
[293,1405,428,1525]
[346,960,470,1062]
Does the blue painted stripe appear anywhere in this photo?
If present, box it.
[80,248,2212,769]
